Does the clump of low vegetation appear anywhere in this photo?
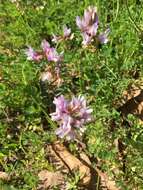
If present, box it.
[0,0,143,189]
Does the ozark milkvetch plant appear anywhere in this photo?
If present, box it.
[2,1,143,189]
[50,95,93,140]
[25,5,109,140]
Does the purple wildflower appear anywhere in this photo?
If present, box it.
[98,28,110,44]
[50,95,92,140]
[76,6,98,37]
[41,39,63,62]
[76,6,110,46]
[47,48,63,63]
[25,46,43,61]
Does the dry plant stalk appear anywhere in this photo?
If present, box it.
[52,142,91,185]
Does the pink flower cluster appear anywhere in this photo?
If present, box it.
[76,6,109,45]
[50,95,92,140]
[25,40,63,62]
[25,6,110,62]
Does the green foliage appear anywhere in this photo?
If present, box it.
[66,171,81,190]
[0,0,143,189]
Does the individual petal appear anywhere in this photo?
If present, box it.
[83,6,98,27]
[76,16,83,30]
[82,110,92,122]
[94,13,99,25]
[41,39,50,50]
[81,32,92,45]
[70,95,85,112]
[50,95,68,121]
[56,126,75,140]
[50,111,61,121]
[63,25,71,38]
[25,46,35,60]
[55,126,67,138]
[98,28,110,44]
[53,95,68,113]
[70,96,79,108]
[87,22,98,36]
[83,9,92,26]
[78,95,86,107]
[88,6,98,22]
[86,108,93,114]
[55,116,72,138]
[41,40,51,54]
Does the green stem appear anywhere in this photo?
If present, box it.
[22,62,27,85]
[114,0,120,22]
[104,63,117,79]
[31,95,57,129]
[19,132,27,154]
[125,0,142,33]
